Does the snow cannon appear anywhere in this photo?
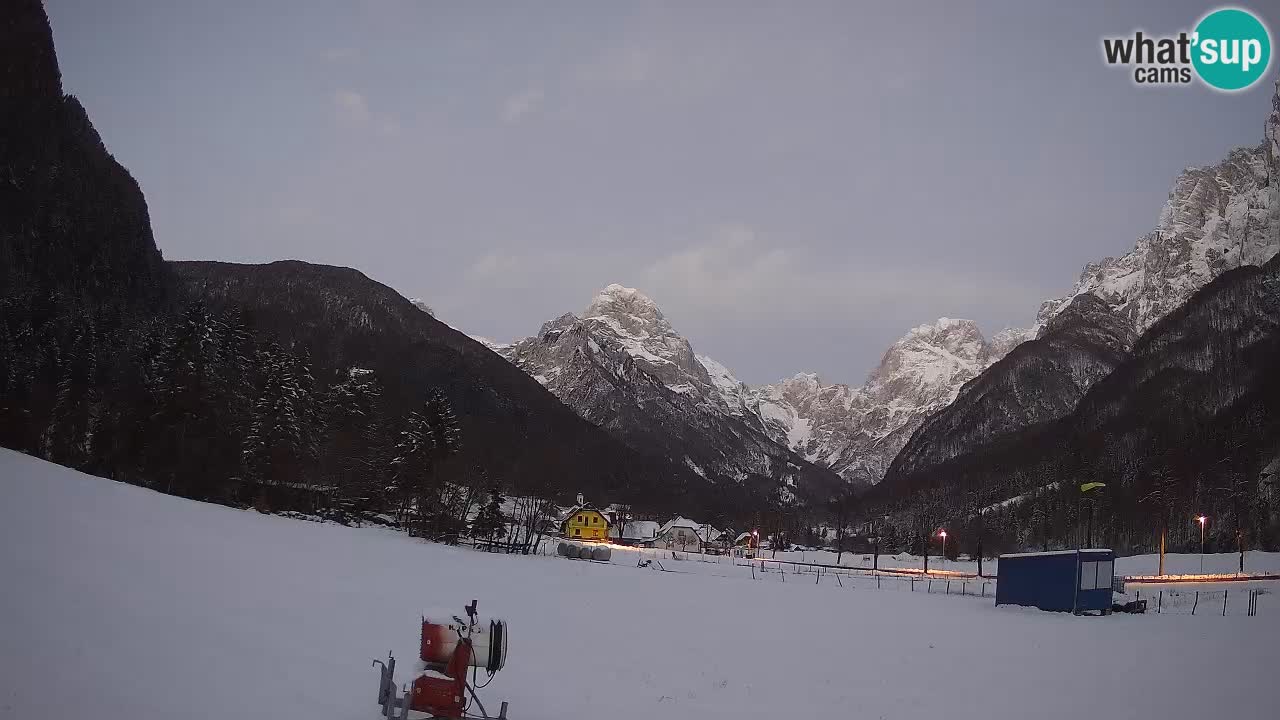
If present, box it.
[372,600,510,719]
[420,612,508,674]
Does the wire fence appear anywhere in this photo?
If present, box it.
[1128,587,1267,616]
[737,558,995,597]
[522,541,1270,616]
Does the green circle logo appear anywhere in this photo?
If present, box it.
[1192,8,1272,91]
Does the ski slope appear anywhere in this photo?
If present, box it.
[1,448,1276,720]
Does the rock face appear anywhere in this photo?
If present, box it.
[870,254,1280,556]
[1,0,63,102]
[878,78,1280,495]
[1037,89,1279,336]
[885,295,1134,482]
[499,286,1037,488]
[501,285,843,504]
[0,0,169,312]
[743,319,1028,484]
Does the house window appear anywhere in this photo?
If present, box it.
[576,515,583,523]
[573,528,580,537]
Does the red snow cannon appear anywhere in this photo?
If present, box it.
[372,600,509,719]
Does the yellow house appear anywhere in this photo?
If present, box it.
[562,507,609,541]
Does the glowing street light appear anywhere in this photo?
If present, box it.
[938,529,947,570]
[1197,516,1207,573]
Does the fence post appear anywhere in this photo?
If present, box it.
[815,568,820,585]
[946,581,951,595]
[928,579,933,593]
[1223,590,1228,617]
[877,574,881,589]
[1192,591,1199,615]
[1158,591,1163,614]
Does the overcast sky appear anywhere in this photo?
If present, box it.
[46,0,1277,385]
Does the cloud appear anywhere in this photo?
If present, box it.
[635,223,1045,333]
[332,89,400,136]
[468,251,524,280]
[502,88,545,123]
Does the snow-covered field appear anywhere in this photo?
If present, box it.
[2,448,1277,720]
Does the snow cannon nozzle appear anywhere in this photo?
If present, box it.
[374,600,510,719]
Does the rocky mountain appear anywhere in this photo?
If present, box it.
[495,285,1030,488]
[884,294,1134,483]
[1037,80,1280,336]
[172,262,716,512]
[878,79,1280,491]
[0,0,169,315]
[1,0,171,456]
[500,285,844,504]
[868,254,1280,556]
[741,319,1032,484]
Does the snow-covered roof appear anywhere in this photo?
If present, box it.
[609,520,660,541]
[560,505,608,523]
[1000,549,1112,559]
[659,516,702,535]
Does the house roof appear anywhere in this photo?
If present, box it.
[560,506,609,524]
[609,520,660,541]
[659,516,702,536]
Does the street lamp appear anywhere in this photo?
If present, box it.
[1197,516,1207,574]
[939,530,947,570]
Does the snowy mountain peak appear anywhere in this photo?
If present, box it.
[772,372,824,394]
[1036,97,1279,335]
[870,317,986,387]
[585,284,665,323]
[578,284,707,384]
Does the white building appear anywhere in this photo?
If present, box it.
[653,516,703,551]
[608,519,660,545]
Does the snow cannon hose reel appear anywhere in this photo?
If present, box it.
[372,599,510,719]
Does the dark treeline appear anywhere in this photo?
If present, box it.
[0,291,489,535]
[861,257,1280,559]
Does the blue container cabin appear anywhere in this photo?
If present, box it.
[996,549,1115,615]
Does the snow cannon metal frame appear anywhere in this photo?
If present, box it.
[372,600,509,719]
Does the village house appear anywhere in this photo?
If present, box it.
[560,506,609,541]
[652,516,703,551]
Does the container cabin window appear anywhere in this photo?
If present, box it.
[1080,561,1098,590]
[1096,560,1113,588]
